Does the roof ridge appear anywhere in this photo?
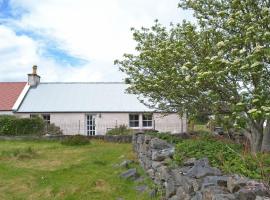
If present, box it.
[40,82,125,84]
[0,82,27,83]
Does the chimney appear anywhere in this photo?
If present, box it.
[28,65,40,87]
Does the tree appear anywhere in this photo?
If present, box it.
[115,0,270,153]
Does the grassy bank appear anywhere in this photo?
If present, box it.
[0,140,158,200]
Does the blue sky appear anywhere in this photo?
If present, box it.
[0,0,193,82]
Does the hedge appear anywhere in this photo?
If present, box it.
[0,115,45,135]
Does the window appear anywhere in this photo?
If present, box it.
[30,114,38,118]
[129,114,139,127]
[42,114,50,124]
[143,114,153,127]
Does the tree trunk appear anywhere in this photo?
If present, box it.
[249,120,264,153]
[261,120,270,152]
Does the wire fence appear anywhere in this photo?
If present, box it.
[45,120,186,135]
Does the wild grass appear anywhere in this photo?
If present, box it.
[0,140,158,200]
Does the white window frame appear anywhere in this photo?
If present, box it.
[129,114,139,128]
[42,114,50,124]
[142,113,153,128]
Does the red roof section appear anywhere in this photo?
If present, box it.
[0,82,27,111]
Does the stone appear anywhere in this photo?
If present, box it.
[191,192,203,200]
[202,176,229,189]
[256,196,270,200]
[236,181,270,200]
[119,160,134,168]
[120,168,138,180]
[176,186,192,200]
[168,195,180,200]
[184,157,197,166]
[150,138,173,150]
[135,185,148,193]
[202,186,236,200]
[152,161,162,168]
[227,175,249,193]
[149,188,157,198]
[152,147,175,161]
[165,178,176,198]
[186,164,222,179]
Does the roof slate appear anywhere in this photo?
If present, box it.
[0,82,27,111]
[17,83,153,112]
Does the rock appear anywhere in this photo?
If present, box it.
[191,192,203,200]
[120,168,138,180]
[236,181,270,200]
[165,178,176,198]
[152,147,175,161]
[186,163,222,179]
[176,186,192,200]
[152,161,162,168]
[256,196,270,200]
[119,160,134,168]
[227,175,249,193]
[168,195,180,200]
[202,176,229,189]
[150,138,173,150]
[135,185,148,193]
[149,188,157,198]
[203,186,236,200]
[184,158,197,166]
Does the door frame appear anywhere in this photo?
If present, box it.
[86,114,96,136]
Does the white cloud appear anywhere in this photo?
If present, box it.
[0,0,194,82]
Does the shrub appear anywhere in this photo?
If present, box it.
[106,125,133,136]
[0,115,45,135]
[43,123,63,135]
[174,136,270,182]
[61,135,90,146]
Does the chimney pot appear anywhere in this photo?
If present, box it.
[28,65,40,87]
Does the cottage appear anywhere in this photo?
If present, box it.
[2,66,187,135]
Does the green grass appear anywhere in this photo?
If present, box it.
[0,140,159,200]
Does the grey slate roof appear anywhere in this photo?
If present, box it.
[17,82,153,113]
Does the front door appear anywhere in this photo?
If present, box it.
[86,114,96,136]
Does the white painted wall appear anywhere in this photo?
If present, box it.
[0,111,13,115]
[15,112,187,135]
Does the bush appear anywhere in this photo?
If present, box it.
[0,115,45,135]
[43,123,63,135]
[61,135,90,146]
[174,136,270,182]
[106,125,133,135]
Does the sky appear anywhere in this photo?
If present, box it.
[0,0,194,82]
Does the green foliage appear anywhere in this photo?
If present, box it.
[61,135,90,146]
[174,137,270,182]
[0,115,45,135]
[115,0,270,152]
[106,125,133,135]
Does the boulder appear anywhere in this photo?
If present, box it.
[150,138,173,150]
[202,176,229,189]
[120,168,138,180]
[227,175,249,193]
[202,186,236,200]
[119,160,134,168]
[236,181,270,200]
[135,185,148,193]
[186,163,222,179]
[152,147,175,161]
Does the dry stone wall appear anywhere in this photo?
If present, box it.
[132,133,270,200]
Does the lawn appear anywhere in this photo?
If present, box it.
[0,140,158,200]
